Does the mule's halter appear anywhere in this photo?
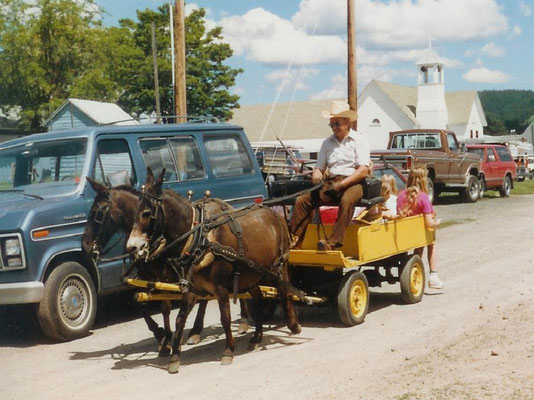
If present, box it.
[139,190,167,256]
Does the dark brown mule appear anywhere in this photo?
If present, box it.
[126,168,301,373]
[81,178,250,354]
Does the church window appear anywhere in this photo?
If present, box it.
[371,118,380,126]
[420,66,428,83]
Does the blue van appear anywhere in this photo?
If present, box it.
[0,123,267,340]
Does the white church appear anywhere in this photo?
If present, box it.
[231,47,487,152]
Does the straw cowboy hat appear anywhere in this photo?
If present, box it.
[321,100,357,122]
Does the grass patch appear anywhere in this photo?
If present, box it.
[512,179,534,195]
[440,218,475,228]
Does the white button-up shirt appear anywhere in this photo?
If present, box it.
[316,129,371,177]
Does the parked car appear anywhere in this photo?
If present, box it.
[465,143,516,197]
[0,122,268,341]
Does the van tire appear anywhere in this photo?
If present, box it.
[37,262,97,342]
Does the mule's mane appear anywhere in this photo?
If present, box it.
[112,185,142,196]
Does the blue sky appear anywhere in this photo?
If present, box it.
[95,0,534,106]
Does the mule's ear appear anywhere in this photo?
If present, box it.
[154,168,165,195]
[144,166,155,190]
[86,176,109,195]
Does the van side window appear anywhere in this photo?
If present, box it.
[94,139,135,186]
[487,150,496,162]
[204,136,253,177]
[169,137,205,181]
[139,138,178,182]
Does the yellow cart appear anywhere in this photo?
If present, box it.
[287,214,435,326]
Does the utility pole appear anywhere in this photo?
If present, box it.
[174,0,187,122]
[347,0,357,130]
[151,21,162,124]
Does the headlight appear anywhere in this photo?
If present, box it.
[5,238,21,256]
[0,235,25,270]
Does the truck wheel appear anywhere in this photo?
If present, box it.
[399,254,425,304]
[499,176,512,197]
[337,270,369,326]
[37,262,97,341]
[426,178,435,204]
[462,175,479,203]
[479,177,486,199]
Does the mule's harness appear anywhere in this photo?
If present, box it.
[139,192,306,302]
[90,192,126,260]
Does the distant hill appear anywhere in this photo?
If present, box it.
[478,90,534,135]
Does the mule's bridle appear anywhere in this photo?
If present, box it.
[89,193,124,259]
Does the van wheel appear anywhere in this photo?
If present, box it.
[462,175,479,203]
[499,176,512,197]
[37,262,97,341]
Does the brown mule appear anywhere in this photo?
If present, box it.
[126,168,301,373]
[82,178,251,355]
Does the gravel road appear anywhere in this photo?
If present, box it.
[1,193,533,400]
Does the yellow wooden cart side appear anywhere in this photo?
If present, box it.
[289,214,435,269]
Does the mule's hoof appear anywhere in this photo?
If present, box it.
[221,349,234,365]
[248,340,261,351]
[186,333,201,345]
[168,355,180,374]
[237,321,249,335]
[158,344,171,357]
[290,323,302,335]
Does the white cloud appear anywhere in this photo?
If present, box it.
[265,67,319,92]
[463,68,512,83]
[480,42,505,58]
[219,8,345,65]
[293,0,509,48]
[519,0,532,16]
[511,24,522,37]
[310,74,346,100]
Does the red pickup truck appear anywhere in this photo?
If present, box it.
[372,129,481,203]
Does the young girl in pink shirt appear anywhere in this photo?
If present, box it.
[397,168,443,289]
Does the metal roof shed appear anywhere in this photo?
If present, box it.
[42,98,139,131]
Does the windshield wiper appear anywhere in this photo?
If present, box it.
[0,189,43,200]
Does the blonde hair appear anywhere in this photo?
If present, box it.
[381,181,392,197]
[380,174,398,195]
[401,167,429,216]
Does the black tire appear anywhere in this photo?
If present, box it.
[337,271,369,326]
[462,175,479,203]
[37,262,97,341]
[499,175,512,197]
[426,177,435,204]
[478,177,485,199]
[399,254,425,304]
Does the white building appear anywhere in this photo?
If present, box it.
[231,47,487,152]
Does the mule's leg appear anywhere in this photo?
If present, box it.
[158,300,173,357]
[139,302,166,345]
[186,299,207,345]
[168,294,197,374]
[215,286,235,365]
[237,298,250,334]
[247,285,264,350]
[279,265,301,334]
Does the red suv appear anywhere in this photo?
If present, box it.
[466,144,516,198]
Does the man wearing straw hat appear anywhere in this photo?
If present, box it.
[290,100,371,251]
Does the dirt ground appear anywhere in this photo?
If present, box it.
[1,193,534,400]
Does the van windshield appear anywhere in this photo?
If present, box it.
[0,138,88,197]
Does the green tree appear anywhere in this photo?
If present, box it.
[0,0,102,131]
[118,6,242,121]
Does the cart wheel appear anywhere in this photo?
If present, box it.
[399,254,425,304]
[337,271,369,326]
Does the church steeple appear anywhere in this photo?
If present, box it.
[416,40,448,129]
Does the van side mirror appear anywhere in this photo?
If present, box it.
[460,143,466,153]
